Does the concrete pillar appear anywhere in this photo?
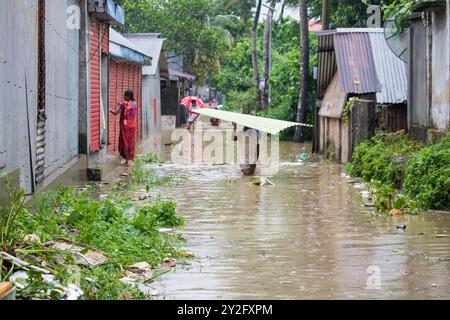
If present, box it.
[78,0,89,156]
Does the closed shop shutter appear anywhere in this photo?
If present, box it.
[108,62,143,155]
[89,18,101,152]
[89,19,109,152]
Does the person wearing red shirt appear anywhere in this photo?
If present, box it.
[110,90,138,166]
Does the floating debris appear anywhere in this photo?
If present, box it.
[10,271,83,300]
[251,177,275,186]
[180,251,195,258]
[160,258,177,269]
[0,282,15,300]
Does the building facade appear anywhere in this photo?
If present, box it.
[408,0,450,142]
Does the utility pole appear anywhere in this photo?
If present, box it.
[322,0,330,30]
[263,3,276,110]
[252,0,263,112]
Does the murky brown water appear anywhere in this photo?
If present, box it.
[146,138,450,300]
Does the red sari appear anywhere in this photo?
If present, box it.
[118,101,137,161]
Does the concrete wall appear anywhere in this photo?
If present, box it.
[431,10,450,130]
[43,0,80,182]
[409,9,450,140]
[0,0,38,193]
[409,17,429,130]
[142,67,162,136]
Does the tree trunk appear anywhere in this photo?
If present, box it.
[252,0,263,112]
[293,0,309,143]
[279,1,285,22]
[262,1,276,111]
[321,0,330,30]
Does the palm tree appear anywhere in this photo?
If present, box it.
[293,0,309,143]
[208,14,240,48]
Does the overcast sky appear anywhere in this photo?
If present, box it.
[261,1,300,21]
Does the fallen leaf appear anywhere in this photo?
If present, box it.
[180,252,194,258]
[389,209,404,216]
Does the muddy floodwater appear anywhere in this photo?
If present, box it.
[147,140,450,300]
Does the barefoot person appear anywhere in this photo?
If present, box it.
[232,122,261,176]
[110,90,138,166]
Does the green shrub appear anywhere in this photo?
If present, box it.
[347,132,421,187]
[404,131,450,210]
[134,199,184,233]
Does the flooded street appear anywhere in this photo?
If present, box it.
[147,140,450,300]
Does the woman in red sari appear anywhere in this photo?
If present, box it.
[110,90,138,166]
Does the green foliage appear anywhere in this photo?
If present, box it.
[212,38,254,95]
[370,181,396,212]
[131,162,174,188]
[348,131,450,213]
[134,199,184,234]
[347,132,421,188]
[11,164,186,300]
[15,270,65,300]
[221,89,256,114]
[215,18,317,139]
[383,0,417,34]
[0,184,26,245]
[115,0,227,83]
[80,267,147,300]
[342,97,357,123]
[136,153,165,165]
[404,131,450,210]
[309,0,397,28]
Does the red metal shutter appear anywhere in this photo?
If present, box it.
[89,18,101,152]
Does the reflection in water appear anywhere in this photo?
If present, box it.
[146,140,450,300]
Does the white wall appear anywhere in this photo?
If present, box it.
[142,67,162,136]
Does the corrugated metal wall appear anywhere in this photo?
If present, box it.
[333,32,380,94]
[89,18,109,152]
[108,60,143,155]
[0,0,38,192]
[42,0,80,181]
[317,34,337,99]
